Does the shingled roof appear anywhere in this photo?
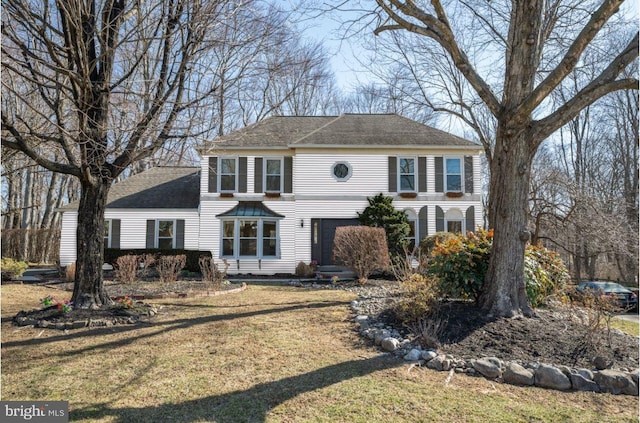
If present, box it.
[199,114,478,151]
[60,167,200,210]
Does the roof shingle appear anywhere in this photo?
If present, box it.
[200,114,478,151]
[60,167,200,210]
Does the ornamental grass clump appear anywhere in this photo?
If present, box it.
[395,273,444,349]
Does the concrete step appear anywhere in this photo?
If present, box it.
[316,265,356,280]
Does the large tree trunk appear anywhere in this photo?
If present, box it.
[480,129,535,317]
[71,179,112,309]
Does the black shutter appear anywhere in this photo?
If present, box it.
[464,156,474,193]
[418,206,428,244]
[176,220,185,249]
[238,157,247,193]
[466,206,475,234]
[208,157,217,193]
[284,156,293,193]
[436,206,444,232]
[388,156,397,192]
[146,220,155,248]
[418,156,427,193]
[111,219,121,249]
[254,158,263,193]
[435,157,444,193]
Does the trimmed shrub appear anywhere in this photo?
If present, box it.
[332,226,391,282]
[157,255,186,282]
[428,229,569,307]
[524,244,570,307]
[1,257,29,279]
[295,261,315,278]
[418,232,457,260]
[115,255,139,284]
[358,193,410,262]
[104,248,211,272]
[429,229,492,302]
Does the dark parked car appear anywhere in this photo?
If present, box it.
[576,281,638,311]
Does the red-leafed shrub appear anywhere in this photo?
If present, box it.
[332,226,391,283]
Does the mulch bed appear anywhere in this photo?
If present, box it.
[12,279,247,330]
[327,279,639,371]
[433,301,638,370]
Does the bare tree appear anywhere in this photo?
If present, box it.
[1,0,233,308]
[362,0,638,317]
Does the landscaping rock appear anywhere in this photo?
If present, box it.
[403,349,422,361]
[594,370,639,396]
[426,355,450,371]
[473,357,502,379]
[374,329,391,346]
[630,369,639,385]
[380,337,400,352]
[534,364,572,391]
[503,362,534,386]
[593,356,610,370]
[421,350,438,361]
[354,315,369,329]
[570,373,599,392]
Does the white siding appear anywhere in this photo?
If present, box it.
[58,209,199,266]
[59,212,77,267]
[106,209,200,250]
[295,153,388,196]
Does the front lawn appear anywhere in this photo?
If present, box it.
[1,284,637,422]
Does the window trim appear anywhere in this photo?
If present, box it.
[219,218,281,259]
[104,219,112,248]
[445,218,464,234]
[218,157,238,193]
[397,156,417,193]
[331,161,352,182]
[444,156,464,193]
[156,219,176,249]
[263,157,284,193]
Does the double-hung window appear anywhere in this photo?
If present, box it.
[265,158,282,193]
[445,157,462,192]
[104,220,112,248]
[398,157,416,192]
[221,219,279,259]
[157,220,175,249]
[219,157,237,192]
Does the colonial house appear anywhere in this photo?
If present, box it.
[59,114,484,274]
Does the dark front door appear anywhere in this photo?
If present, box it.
[311,218,360,265]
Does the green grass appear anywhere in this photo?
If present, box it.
[2,284,638,422]
[611,316,640,337]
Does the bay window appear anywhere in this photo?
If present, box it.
[221,218,279,258]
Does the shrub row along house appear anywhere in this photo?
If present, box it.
[59,114,484,275]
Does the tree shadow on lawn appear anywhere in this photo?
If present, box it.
[2,300,349,355]
[71,354,401,423]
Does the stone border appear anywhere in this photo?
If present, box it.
[353,312,639,397]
